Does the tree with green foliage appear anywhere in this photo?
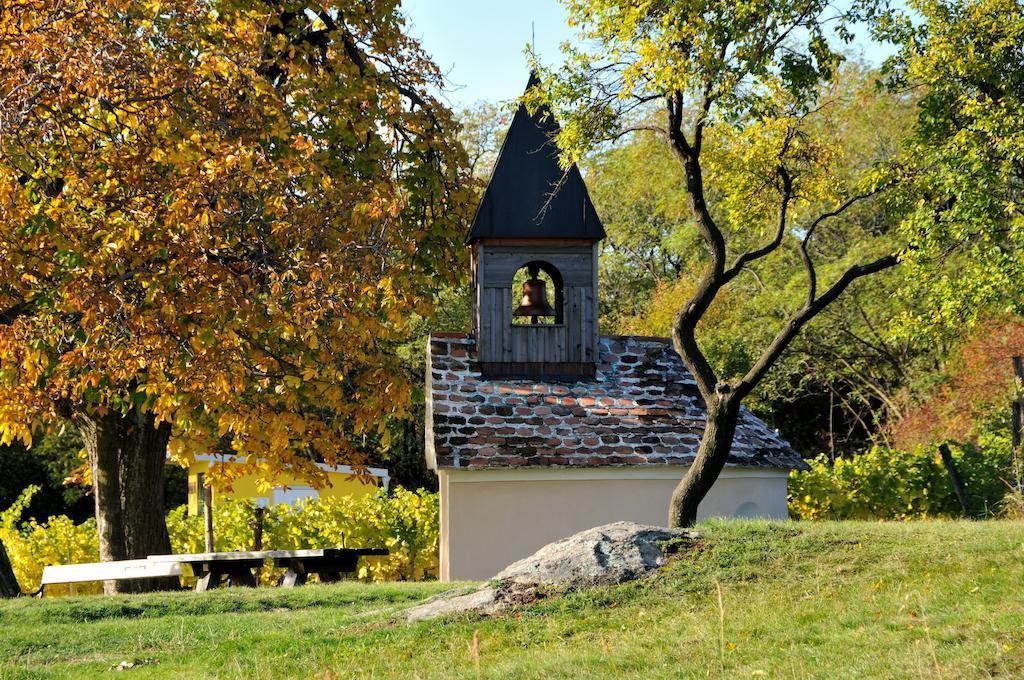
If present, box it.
[0,429,93,523]
[586,63,968,456]
[877,0,1024,329]
[533,0,1023,526]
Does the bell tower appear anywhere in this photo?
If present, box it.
[467,73,605,380]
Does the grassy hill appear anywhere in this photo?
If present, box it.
[1,521,1022,679]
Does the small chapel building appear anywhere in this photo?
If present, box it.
[426,74,806,582]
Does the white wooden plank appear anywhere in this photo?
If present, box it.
[147,548,384,562]
[41,559,182,585]
[147,549,317,562]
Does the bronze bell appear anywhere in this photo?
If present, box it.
[513,276,556,322]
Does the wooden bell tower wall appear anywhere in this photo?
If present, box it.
[472,238,599,380]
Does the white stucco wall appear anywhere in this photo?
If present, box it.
[438,466,790,582]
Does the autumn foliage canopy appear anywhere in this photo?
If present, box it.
[893,317,1024,449]
[0,0,470,485]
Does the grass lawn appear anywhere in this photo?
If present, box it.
[1,520,1023,678]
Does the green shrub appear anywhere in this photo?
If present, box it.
[0,486,100,595]
[167,487,439,584]
[2,487,438,594]
[789,445,1010,520]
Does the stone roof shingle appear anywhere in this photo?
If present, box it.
[426,334,806,471]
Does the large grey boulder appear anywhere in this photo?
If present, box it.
[494,521,696,588]
[404,522,696,622]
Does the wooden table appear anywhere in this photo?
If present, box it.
[148,548,388,592]
[272,548,388,587]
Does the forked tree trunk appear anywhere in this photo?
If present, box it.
[668,394,742,528]
[77,407,177,594]
[0,539,20,597]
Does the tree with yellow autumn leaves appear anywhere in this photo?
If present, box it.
[0,0,470,590]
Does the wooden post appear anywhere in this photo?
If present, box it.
[203,485,215,552]
[1013,356,1024,492]
[252,506,265,552]
[1013,401,1021,456]
[0,538,21,598]
[938,443,974,518]
[1014,401,1021,488]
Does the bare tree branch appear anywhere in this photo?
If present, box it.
[798,186,887,304]
[738,252,901,397]
[721,165,794,283]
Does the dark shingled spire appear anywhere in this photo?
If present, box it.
[465,73,605,243]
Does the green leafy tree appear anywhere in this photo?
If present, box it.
[587,63,955,455]
[533,0,1021,526]
[878,0,1024,335]
[0,427,95,522]
[585,131,693,328]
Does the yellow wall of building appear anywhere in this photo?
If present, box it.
[186,460,385,515]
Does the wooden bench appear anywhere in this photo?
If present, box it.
[148,548,388,592]
[39,559,183,595]
[36,547,388,594]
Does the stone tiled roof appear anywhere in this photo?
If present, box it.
[426,334,806,471]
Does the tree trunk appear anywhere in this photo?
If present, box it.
[669,394,742,528]
[77,407,177,594]
[204,485,215,552]
[0,538,20,597]
[938,443,974,518]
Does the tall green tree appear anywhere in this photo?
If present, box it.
[878,0,1024,331]
[877,0,1024,451]
[588,64,958,455]
[534,0,1022,526]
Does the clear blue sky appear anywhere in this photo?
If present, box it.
[400,0,897,109]
[401,0,574,107]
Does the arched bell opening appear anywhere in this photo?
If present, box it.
[511,260,563,325]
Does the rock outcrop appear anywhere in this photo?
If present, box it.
[494,522,696,588]
[404,522,696,622]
